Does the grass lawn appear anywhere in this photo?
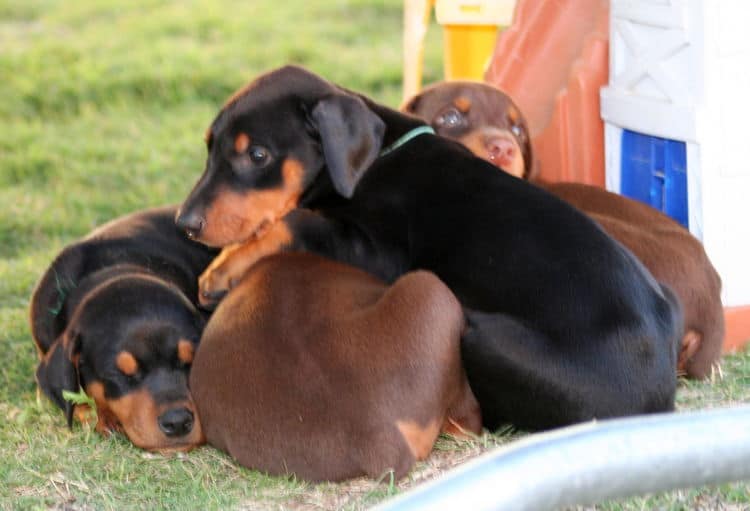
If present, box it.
[1,1,748,509]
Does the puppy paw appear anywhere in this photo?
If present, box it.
[198,265,232,310]
[197,237,279,309]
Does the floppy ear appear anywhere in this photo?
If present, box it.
[310,93,385,198]
[29,244,84,355]
[36,329,81,428]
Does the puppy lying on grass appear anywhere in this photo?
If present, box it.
[191,252,481,482]
[31,206,215,451]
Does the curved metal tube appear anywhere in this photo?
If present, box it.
[375,406,750,511]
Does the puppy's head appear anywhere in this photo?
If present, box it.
[402,81,533,179]
[36,275,205,452]
[176,65,385,247]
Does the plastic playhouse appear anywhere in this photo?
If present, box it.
[404,0,750,353]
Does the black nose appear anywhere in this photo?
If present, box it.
[158,407,194,437]
[175,210,205,240]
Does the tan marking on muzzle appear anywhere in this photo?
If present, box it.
[201,158,305,247]
[458,129,526,178]
[86,382,204,451]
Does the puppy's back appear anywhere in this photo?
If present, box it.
[191,252,476,481]
[30,206,215,355]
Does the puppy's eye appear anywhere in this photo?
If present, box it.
[249,146,269,164]
[510,124,523,137]
[435,108,465,129]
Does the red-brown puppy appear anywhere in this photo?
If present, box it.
[402,81,533,179]
[190,252,481,482]
[403,81,724,379]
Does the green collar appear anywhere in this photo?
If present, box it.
[379,125,435,157]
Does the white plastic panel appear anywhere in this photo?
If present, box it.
[603,0,750,306]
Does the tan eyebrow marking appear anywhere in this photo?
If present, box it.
[507,106,520,125]
[453,96,472,113]
[177,340,195,365]
[234,132,251,153]
[116,351,138,376]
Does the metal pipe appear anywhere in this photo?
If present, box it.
[374,405,750,511]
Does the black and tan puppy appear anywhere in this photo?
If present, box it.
[31,206,216,451]
[176,65,681,431]
[403,81,724,379]
[191,252,481,482]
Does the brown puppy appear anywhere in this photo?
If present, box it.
[402,81,533,179]
[191,252,481,482]
[403,81,724,379]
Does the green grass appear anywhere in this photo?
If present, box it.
[1,1,748,509]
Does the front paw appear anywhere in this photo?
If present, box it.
[198,267,231,310]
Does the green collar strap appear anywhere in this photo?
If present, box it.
[379,125,435,157]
